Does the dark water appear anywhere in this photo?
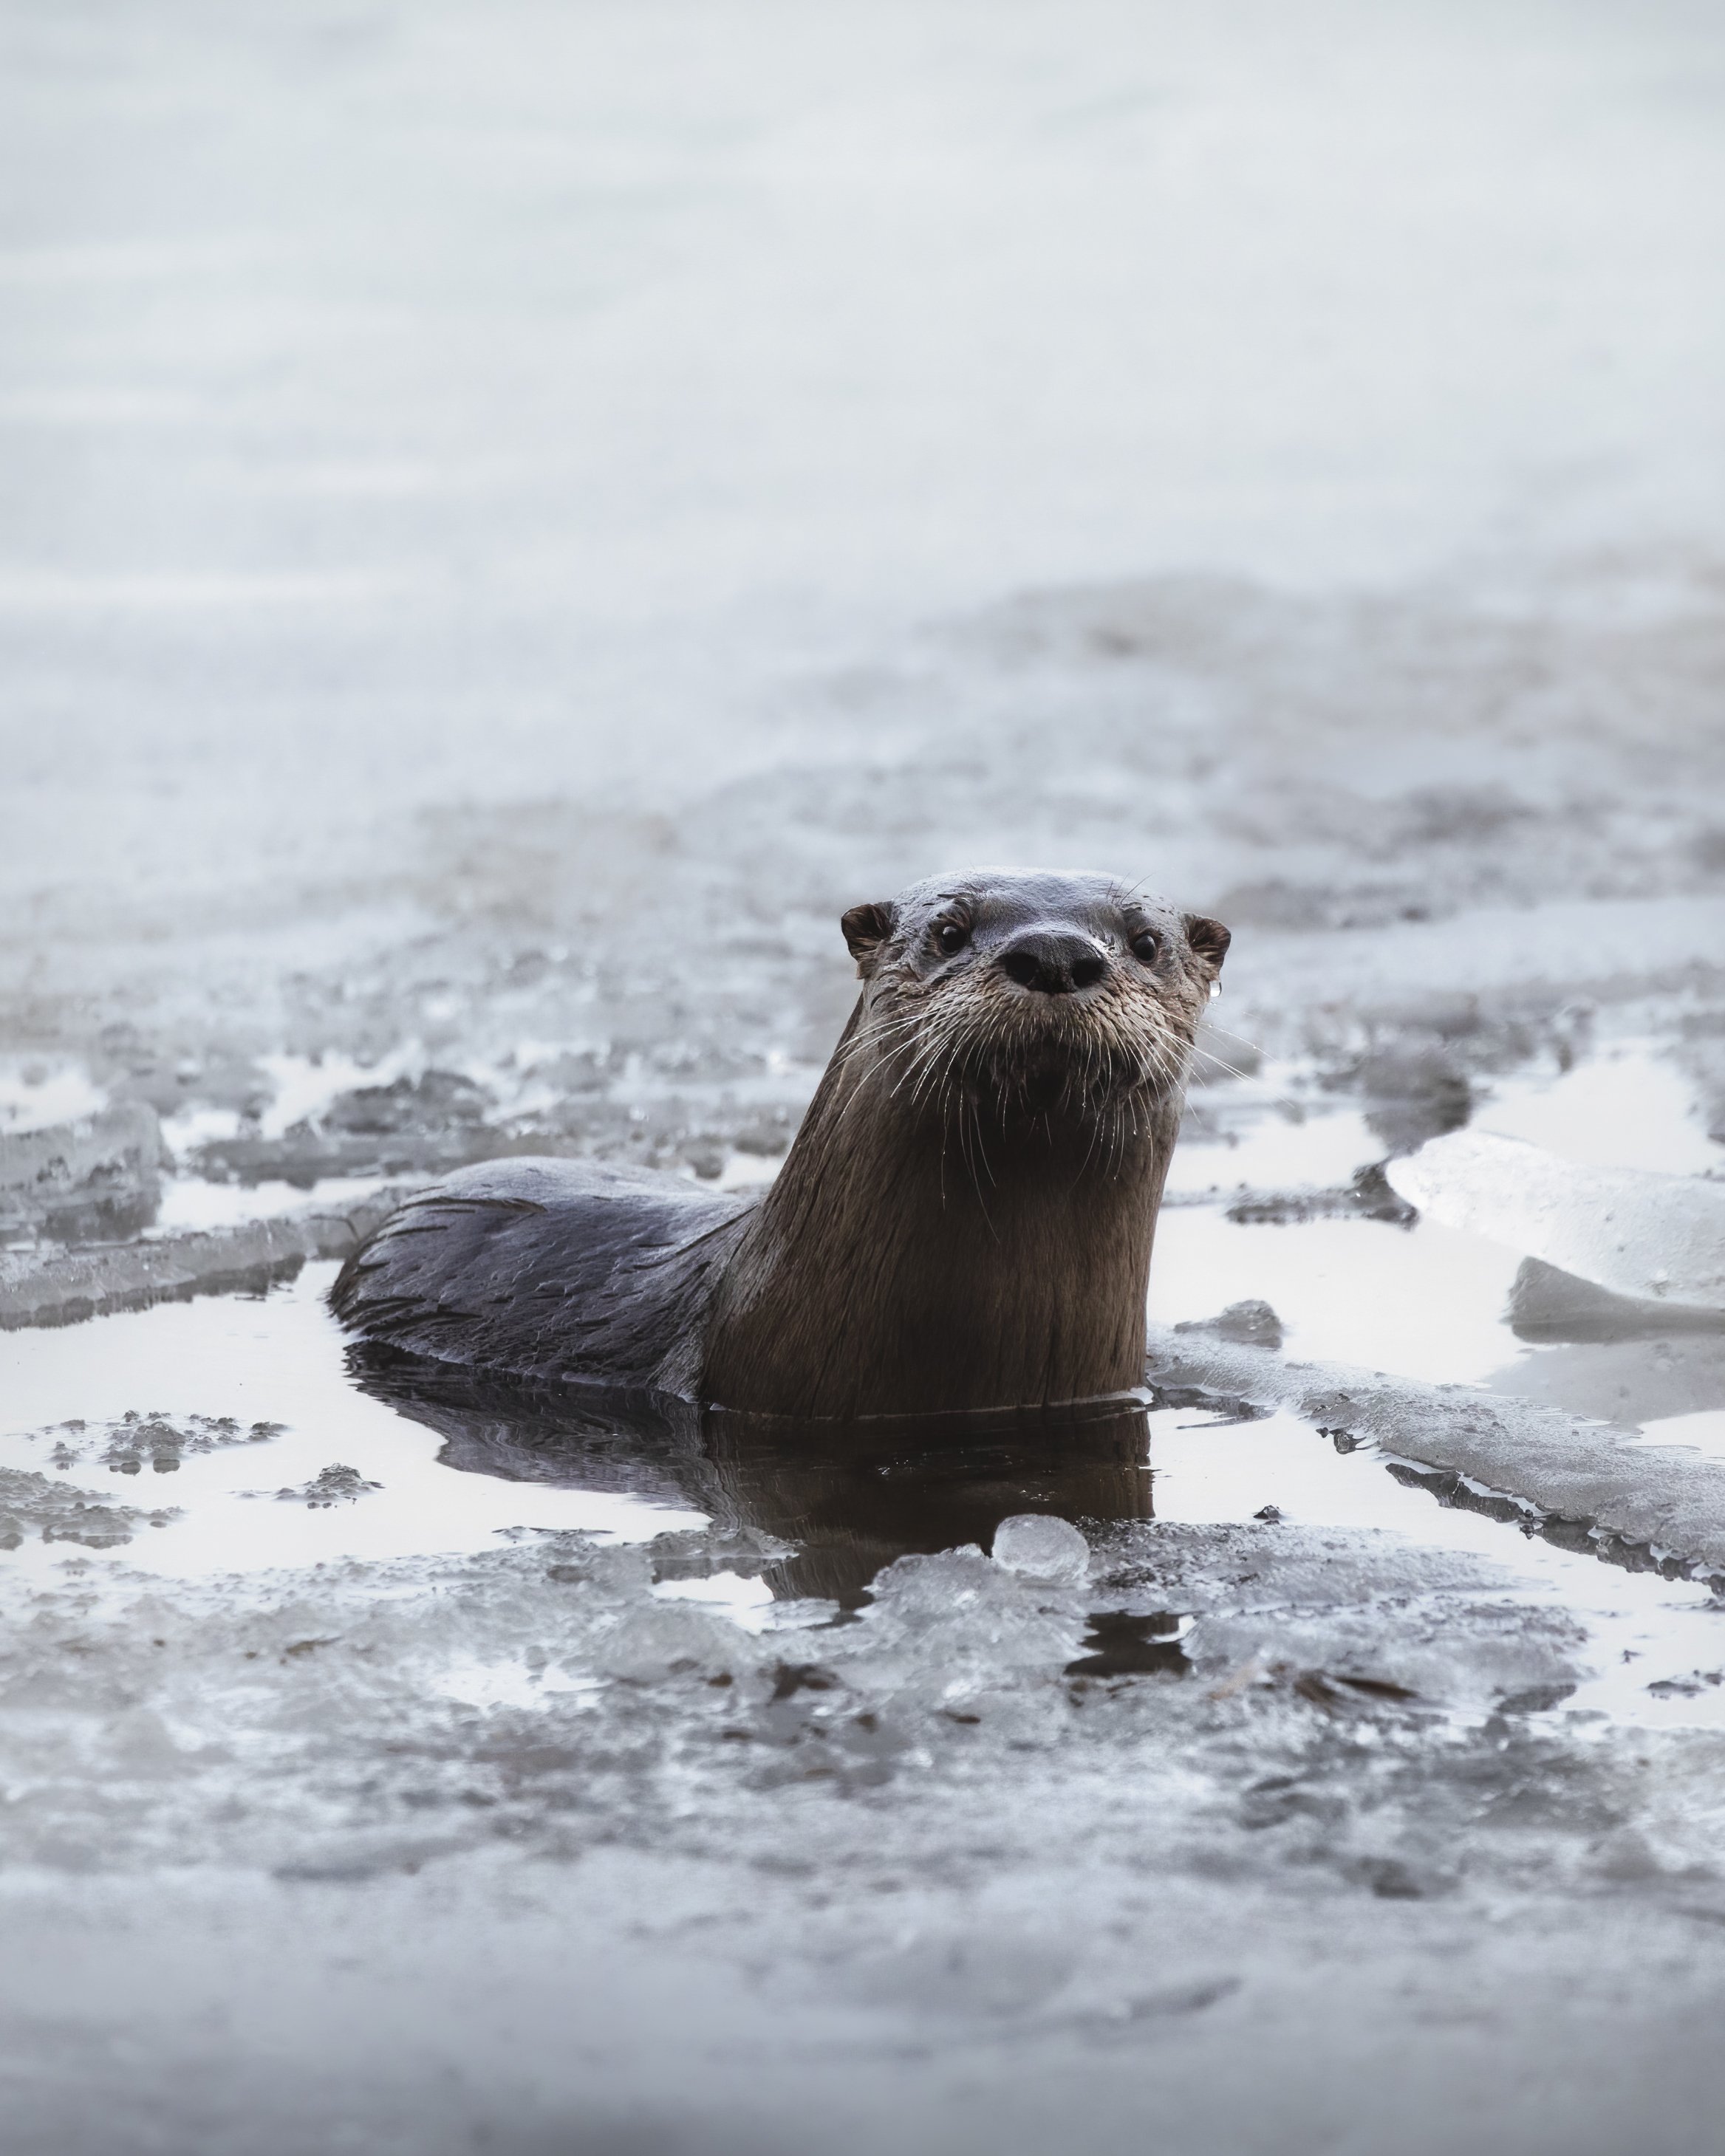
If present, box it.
[351,1348,1169,1606]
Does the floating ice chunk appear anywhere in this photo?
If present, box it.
[833,1547,1090,1715]
[1174,1298,1285,1350]
[0,1185,415,1329]
[1475,1046,1721,1177]
[0,1100,166,1238]
[990,1513,1090,1584]
[1506,1257,1725,1344]
[1387,1131,1725,1311]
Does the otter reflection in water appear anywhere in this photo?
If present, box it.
[349,1347,1159,1609]
[332,870,1229,1420]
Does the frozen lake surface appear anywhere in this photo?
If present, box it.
[5,1,1725,2151]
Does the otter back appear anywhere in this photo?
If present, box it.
[329,1157,752,1392]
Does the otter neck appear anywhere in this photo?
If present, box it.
[700,1011,1181,1419]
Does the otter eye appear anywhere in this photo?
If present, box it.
[935,920,970,957]
[1130,928,1161,964]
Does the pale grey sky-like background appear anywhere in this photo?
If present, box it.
[3,0,1723,889]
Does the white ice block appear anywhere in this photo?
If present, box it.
[1387,1130,1725,1312]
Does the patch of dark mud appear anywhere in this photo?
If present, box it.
[1316,1018,1601,1156]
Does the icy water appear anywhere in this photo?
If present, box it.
[10,1032,1725,2156]
[11,1047,1725,2156]
[8,0,1725,2149]
[9,1026,1725,1620]
[10,1243,1725,1726]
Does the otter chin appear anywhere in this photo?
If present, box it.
[331,869,1229,1420]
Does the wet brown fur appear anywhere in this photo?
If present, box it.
[701,869,1227,1417]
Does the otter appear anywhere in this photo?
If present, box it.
[330,869,1229,1418]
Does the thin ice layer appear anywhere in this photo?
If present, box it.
[1388,1131,1725,1310]
[1147,1321,1725,1572]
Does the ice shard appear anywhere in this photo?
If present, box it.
[1386,1130,1725,1312]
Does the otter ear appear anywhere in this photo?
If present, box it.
[841,900,896,976]
[1184,914,1231,972]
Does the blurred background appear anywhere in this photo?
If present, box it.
[4,0,1724,1211]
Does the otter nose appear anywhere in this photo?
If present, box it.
[998,931,1108,996]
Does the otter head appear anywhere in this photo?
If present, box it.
[836,869,1229,1146]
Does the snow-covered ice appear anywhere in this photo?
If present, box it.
[1389,1131,1725,1311]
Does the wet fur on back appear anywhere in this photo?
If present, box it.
[329,1158,751,1392]
[332,869,1229,1417]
